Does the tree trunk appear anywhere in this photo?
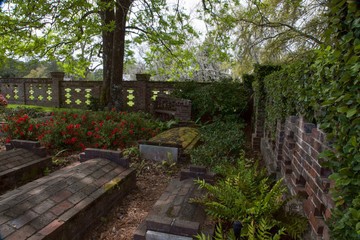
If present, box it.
[100,0,115,107]
[109,0,133,109]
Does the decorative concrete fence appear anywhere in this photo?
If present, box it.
[0,72,101,109]
[0,72,192,112]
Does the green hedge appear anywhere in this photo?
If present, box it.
[172,79,252,122]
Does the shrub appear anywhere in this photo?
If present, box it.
[2,110,162,155]
[189,120,246,170]
[0,94,8,107]
[172,79,251,122]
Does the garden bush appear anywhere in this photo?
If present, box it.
[172,79,251,122]
[188,120,246,170]
[1,110,162,155]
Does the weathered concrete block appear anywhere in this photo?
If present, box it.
[146,230,193,240]
[139,145,178,162]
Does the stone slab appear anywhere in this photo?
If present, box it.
[139,145,178,163]
[147,127,199,150]
[0,157,136,240]
[146,230,193,240]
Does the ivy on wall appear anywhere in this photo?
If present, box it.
[258,0,360,238]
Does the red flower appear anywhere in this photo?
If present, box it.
[87,131,92,136]
[129,130,134,134]
[62,131,66,135]
[151,133,156,137]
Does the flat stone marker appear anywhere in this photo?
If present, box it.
[139,127,200,163]
[0,149,135,240]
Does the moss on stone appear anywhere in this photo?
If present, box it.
[103,177,123,191]
[149,127,200,150]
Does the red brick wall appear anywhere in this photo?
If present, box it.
[260,116,334,240]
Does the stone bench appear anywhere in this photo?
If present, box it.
[0,140,51,194]
[133,166,215,240]
[0,149,135,240]
[151,94,191,122]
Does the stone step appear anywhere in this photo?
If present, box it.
[0,150,135,240]
[0,140,51,193]
[134,166,215,240]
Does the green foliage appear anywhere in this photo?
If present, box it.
[193,156,308,239]
[261,1,360,238]
[188,121,246,170]
[3,106,47,119]
[87,96,101,111]
[195,223,237,240]
[173,79,251,122]
[201,0,327,77]
[43,167,51,176]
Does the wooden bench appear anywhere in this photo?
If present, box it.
[151,94,191,122]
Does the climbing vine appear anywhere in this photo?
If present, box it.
[260,0,360,238]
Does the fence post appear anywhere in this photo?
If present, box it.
[51,72,65,108]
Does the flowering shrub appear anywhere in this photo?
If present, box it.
[1,110,161,154]
[0,94,8,107]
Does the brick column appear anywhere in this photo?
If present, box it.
[136,74,151,112]
[251,93,265,149]
[51,72,65,108]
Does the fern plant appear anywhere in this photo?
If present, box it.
[192,156,308,239]
[195,220,285,240]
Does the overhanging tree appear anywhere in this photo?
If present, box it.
[0,0,197,107]
[200,0,328,75]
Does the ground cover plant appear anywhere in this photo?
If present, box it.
[1,109,162,155]
[188,120,247,171]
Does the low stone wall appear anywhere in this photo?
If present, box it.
[0,140,51,193]
[0,149,135,240]
[260,116,334,240]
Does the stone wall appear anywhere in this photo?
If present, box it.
[258,115,334,240]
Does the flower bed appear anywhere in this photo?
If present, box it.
[0,109,161,155]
